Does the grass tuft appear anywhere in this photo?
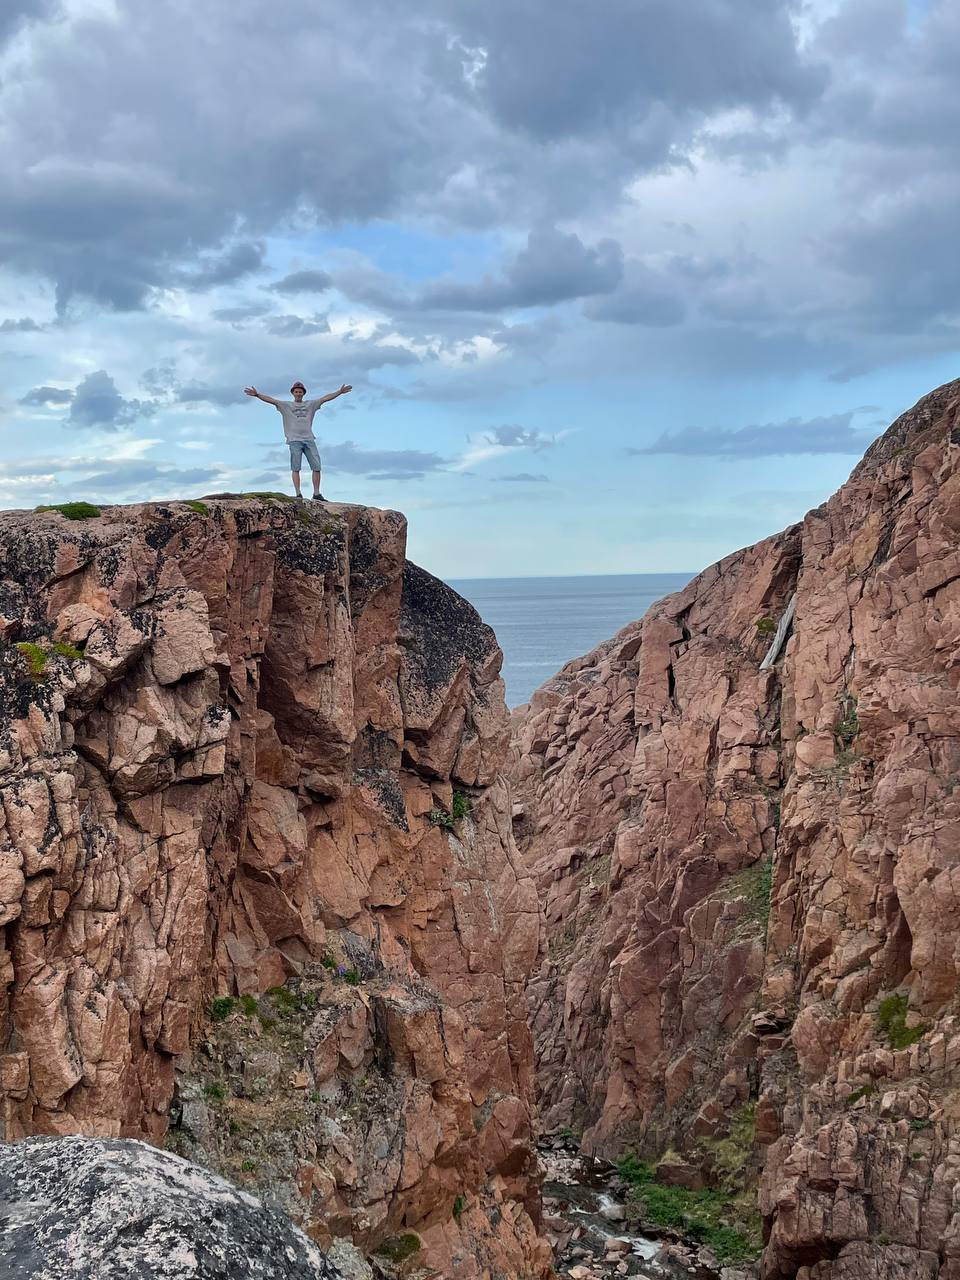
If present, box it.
[52,640,84,661]
[836,695,859,747]
[35,501,101,520]
[267,985,300,1014]
[846,1083,875,1106]
[725,859,773,930]
[755,617,777,635]
[877,994,926,1050]
[374,1234,422,1263]
[430,790,472,831]
[210,996,236,1022]
[15,642,48,678]
[617,1155,762,1263]
[185,500,209,516]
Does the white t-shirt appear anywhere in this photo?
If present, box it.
[276,398,323,441]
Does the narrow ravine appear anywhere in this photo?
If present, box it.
[540,1140,755,1280]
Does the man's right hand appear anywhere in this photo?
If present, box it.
[244,386,258,398]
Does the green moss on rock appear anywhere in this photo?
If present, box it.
[35,501,101,520]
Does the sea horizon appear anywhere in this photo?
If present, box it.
[450,571,693,707]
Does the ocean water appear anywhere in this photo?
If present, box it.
[449,573,693,708]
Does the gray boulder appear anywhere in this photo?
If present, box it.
[0,1135,345,1278]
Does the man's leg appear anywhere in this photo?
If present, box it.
[303,442,324,500]
[289,442,304,497]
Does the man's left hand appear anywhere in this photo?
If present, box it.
[339,384,353,395]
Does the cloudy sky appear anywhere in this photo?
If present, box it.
[0,0,956,578]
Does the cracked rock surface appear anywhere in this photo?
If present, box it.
[0,1135,343,1278]
[509,381,960,1279]
[0,496,548,1280]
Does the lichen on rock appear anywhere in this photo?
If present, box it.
[0,1135,344,1278]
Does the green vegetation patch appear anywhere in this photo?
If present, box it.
[241,491,294,503]
[701,1103,755,1185]
[836,701,859,746]
[203,1081,226,1105]
[846,1083,875,1106]
[453,1194,465,1221]
[267,985,300,1014]
[374,1234,422,1263]
[35,501,101,520]
[617,1156,762,1264]
[877,994,926,1050]
[238,994,258,1016]
[51,641,84,661]
[430,790,472,831]
[15,642,49,678]
[210,996,237,1022]
[724,859,773,930]
[15,640,85,678]
[185,500,209,516]
[755,617,777,635]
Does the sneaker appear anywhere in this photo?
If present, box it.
[311,493,327,502]
[294,494,305,503]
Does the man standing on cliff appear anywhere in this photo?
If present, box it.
[244,380,352,501]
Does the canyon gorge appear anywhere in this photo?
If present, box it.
[0,377,957,1279]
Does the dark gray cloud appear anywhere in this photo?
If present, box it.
[0,317,43,332]
[212,303,272,322]
[2,453,221,496]
[269,269,333,295]
[265,314,331,338]
[494,472,549,482]
[488,426,554,449]
[0,0,824,314]
[177,241,266,291]
[457,0,823,140]
[20,384,73,406]
[418,228,623,312]
[0,0,55,44]
[631,413,877,459]
[67,371,155,430]
[78,463,218,490]
[583,262,685,326]
[321,441,446,479]
[2,0,958,387]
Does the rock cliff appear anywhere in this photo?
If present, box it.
[509,381,960,1278]
[0,496,549,1280]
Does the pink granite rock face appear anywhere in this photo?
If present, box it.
[509,381,960,1278]
[0,497,548,1280]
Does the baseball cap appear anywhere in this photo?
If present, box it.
[290,381,306,392]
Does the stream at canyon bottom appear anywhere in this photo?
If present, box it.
[540,1142,745,1280]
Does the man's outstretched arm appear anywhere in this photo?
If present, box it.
[244,386,282,406]
[317,383,353,406]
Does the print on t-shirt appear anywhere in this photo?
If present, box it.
[277,399,323,442]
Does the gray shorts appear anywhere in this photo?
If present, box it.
[288,439,322,471]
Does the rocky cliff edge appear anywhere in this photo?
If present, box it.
[509,381,960,1279]
[0,495,550,1280]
